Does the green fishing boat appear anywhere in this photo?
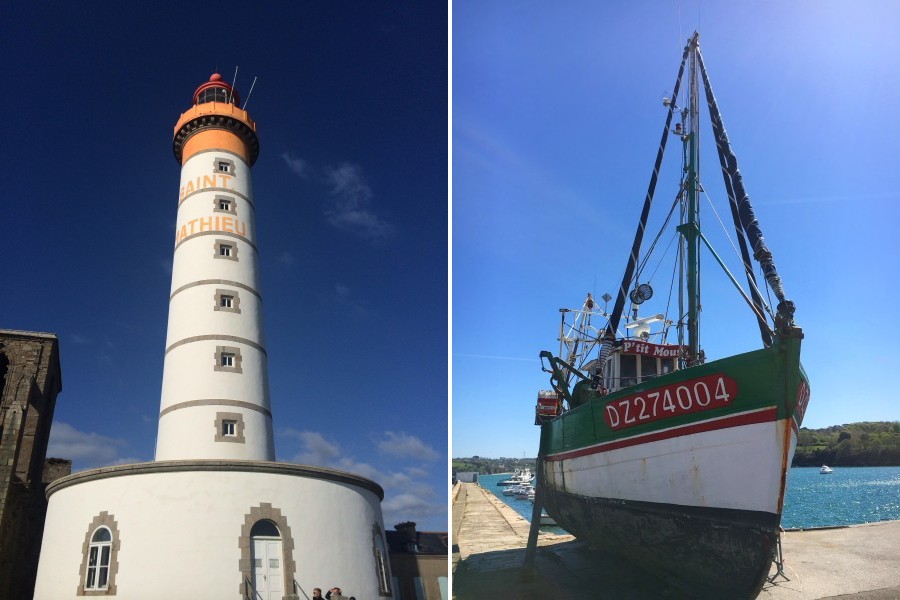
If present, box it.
[534,33,809,598]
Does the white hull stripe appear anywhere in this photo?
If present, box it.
[545,406,777,462]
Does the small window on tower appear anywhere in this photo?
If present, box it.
[215,412,245,443]
[214,240,239,261]
[213,157,236,175]
[214,289,241,313]
[214,346,242,373]
[214,195,237,214]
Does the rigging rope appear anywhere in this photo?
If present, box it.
[695,45,794,336]
[702,189,776,322]
[605,33,695,343]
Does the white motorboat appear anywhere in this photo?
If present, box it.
[820,465,833,474]
[497,468,533,486]
[514,484,534,500]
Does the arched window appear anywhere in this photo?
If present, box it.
[85,528,112,590]
[372,524,392,597]
[251,519,280,538]
[78,512,119,595]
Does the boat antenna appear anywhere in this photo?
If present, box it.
[229,66,239,104]
[242,76,258,110]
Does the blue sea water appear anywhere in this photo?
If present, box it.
[781,466,900,528]
[477,467,900,531]
[478,473,567,534]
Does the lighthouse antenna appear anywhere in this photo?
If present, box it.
[229,66,239,105]
[242,76,258,110]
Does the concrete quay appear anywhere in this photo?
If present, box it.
[452,482,900,599]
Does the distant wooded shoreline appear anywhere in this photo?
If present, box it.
[793,421,900,467]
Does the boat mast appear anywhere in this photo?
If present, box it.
[680,34,702,365]
[604,36,692,346]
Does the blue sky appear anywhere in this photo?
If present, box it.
[453,1,900,458]
[2,3,447,531]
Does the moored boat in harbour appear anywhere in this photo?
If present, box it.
[533,33,809,598]
[497,468,533,486]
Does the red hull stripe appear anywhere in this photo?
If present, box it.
[545,407,778,462]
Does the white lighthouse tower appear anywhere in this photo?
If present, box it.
[33,74,394,600]
[157,73,274,461]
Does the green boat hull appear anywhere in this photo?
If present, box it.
[538,333,807,598]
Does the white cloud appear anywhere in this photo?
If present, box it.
[325,163,394,240]
[278,428,446,528]
[70,334,92,345]
[47,422,131,470]
[276,251,295,266]
[280,429,342,465]
[281,152,310,178]
[376,431,439,461]
[382,493,446,517]
[405,466,429,478]
[279,154,394,241]
[327,283,367,316]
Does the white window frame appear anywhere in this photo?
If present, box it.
[77,512,120,596]
[214,289,241,314]
[85,527,112,591]
[215,412,245,443]
[214,195,237,214]
[372,525,392,597]
[214,158,236,175]
[214,346,243,374]
[214,239,239,262]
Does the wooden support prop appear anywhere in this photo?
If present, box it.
[524,424,548,570]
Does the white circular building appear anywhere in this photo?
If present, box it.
[33,74,394,600]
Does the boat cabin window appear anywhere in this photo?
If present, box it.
[640,355,657,381]
[619,355,637,388]
[605,351,680,393]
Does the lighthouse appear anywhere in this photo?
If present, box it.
[157,73,273,461]
[33,74,394,600]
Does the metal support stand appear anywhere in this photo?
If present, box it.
[523,425,548,571]
[767,528,789,583]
